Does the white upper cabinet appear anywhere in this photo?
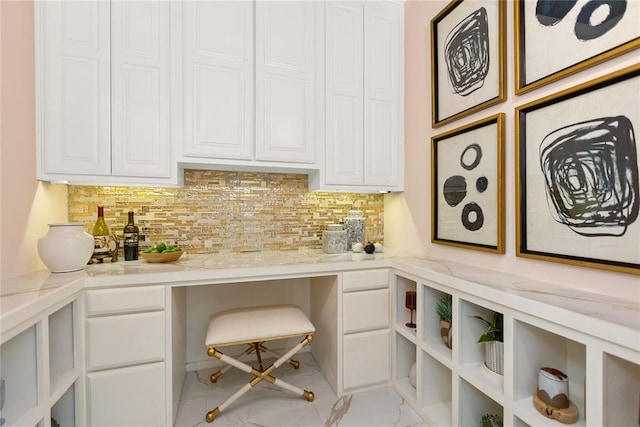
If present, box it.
[255,1,322,164]
[111,1,172,178]
[315,0,403,192]
[39,1,111,177]
[36,0,175,184]
[182,1,254,160]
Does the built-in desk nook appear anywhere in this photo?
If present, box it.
[1,251,638,426]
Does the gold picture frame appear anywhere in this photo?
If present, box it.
[431,113,505,253]
[515,0,640,94]
[515,64,640,274]
[431,0,506,128]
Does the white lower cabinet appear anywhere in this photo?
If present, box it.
[84,286,166,426]
[341,269,391,392]
[87,363,165,427]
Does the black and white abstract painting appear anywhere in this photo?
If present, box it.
[432,114,505,253]
[516,0,640,93]
[517,65,640,273]
[431,0,505,127]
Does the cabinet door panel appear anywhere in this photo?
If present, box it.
[255,1,319,164]
[364,3,401,186]
[41,1,110,176]
[183,1,253,160]
[87,311,165,371]
[111,0,171,177]
[325,2,364,185]
[85,285,165,316]
[343,289,389,333]
[88,362,165,426]
[343,329,391,390]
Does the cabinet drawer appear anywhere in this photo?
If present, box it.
[88,362,165,426]
[343,329,390,390]
[342,269,389,292]
[86,285,165,316]
[343,288,389,333]
[87,311,165,371]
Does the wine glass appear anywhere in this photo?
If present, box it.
[405,291,416,328]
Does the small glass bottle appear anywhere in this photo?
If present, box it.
[92,205,110,257]
[123,211,139,261]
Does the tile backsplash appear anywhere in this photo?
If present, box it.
[68,170,384,253]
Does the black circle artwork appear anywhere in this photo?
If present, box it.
[461,202,484,231]
[442,142,489,234]
[443,175,467,207]
[476,176,488,193]
[460,143,482,170]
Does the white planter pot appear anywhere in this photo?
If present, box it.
[38,223,94,273]
[484,341,504,375]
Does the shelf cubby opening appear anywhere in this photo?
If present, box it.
[459,378,503,427]
[49,302,76,394]
[604,352,640,426]
[420,350,452,426]
[514,320,586,426]
[51,382,76,427]
[395,275,417,337]
[0,325,38,425]
[459,299,504,397]
[394,332,417,401]
[421,284,452,361]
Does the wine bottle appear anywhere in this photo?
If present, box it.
[92,205,110,257]
[123,211,139,261]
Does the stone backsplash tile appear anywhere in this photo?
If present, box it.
[68,170,384,253]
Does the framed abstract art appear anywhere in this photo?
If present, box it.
[516,64,639,274]
[515,0,640,94]
[431,0,506,127]
[431,113,505,253]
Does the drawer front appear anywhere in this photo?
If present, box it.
[343,288,389,333]
[343,329,391,390]
[342,269,389,292]
[87,311,165,371]
[88,362,165,426]
[86,285,165,316]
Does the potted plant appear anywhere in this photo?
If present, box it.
[470,311,504,375]
[480,413,503,427]
[436,294,452,349]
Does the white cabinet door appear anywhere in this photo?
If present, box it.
[343,329,391,390]
[325,1,364,185]
[255,1,321,164]
[343,289,390,334]
[87,362,165,427]
[111,0,171,177]
[363,1,402,187]
[183,1,254,160]
[39,1,111,176]
[321,1,403,191]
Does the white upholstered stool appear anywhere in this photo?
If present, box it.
[204,304,316,423]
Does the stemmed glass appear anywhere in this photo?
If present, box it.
[405,291,416,328]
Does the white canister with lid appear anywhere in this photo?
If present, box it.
[537,367,570,409]
[323,224,348,254]
[344,210,365,250]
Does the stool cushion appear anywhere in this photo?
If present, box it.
[205,304,315,347]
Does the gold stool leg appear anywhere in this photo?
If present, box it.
[205,407,220,423]
[210,370,223,383]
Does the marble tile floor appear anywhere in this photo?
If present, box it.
[175,353,426,427]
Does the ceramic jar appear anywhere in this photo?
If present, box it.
[538,367,570,409]
[38,223,94,273]
[344,210,365,250]
[323,224,347,254]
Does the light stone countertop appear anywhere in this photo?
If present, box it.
[2,250,639,350]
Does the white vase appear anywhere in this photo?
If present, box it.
[38,223,94,273]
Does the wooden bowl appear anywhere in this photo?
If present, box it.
[140,250,184,263]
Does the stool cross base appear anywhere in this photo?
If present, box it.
[204,305,316,423]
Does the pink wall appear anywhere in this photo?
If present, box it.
[1,0,67,280]
[385,0,639,301]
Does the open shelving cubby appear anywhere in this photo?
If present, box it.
[459,377,503,426]
[420,350,452,426]
[394,332,417,402]
[394,274,417,340]
[420,283,452,364]
[603,351,640,426]
[514,319,586,426]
